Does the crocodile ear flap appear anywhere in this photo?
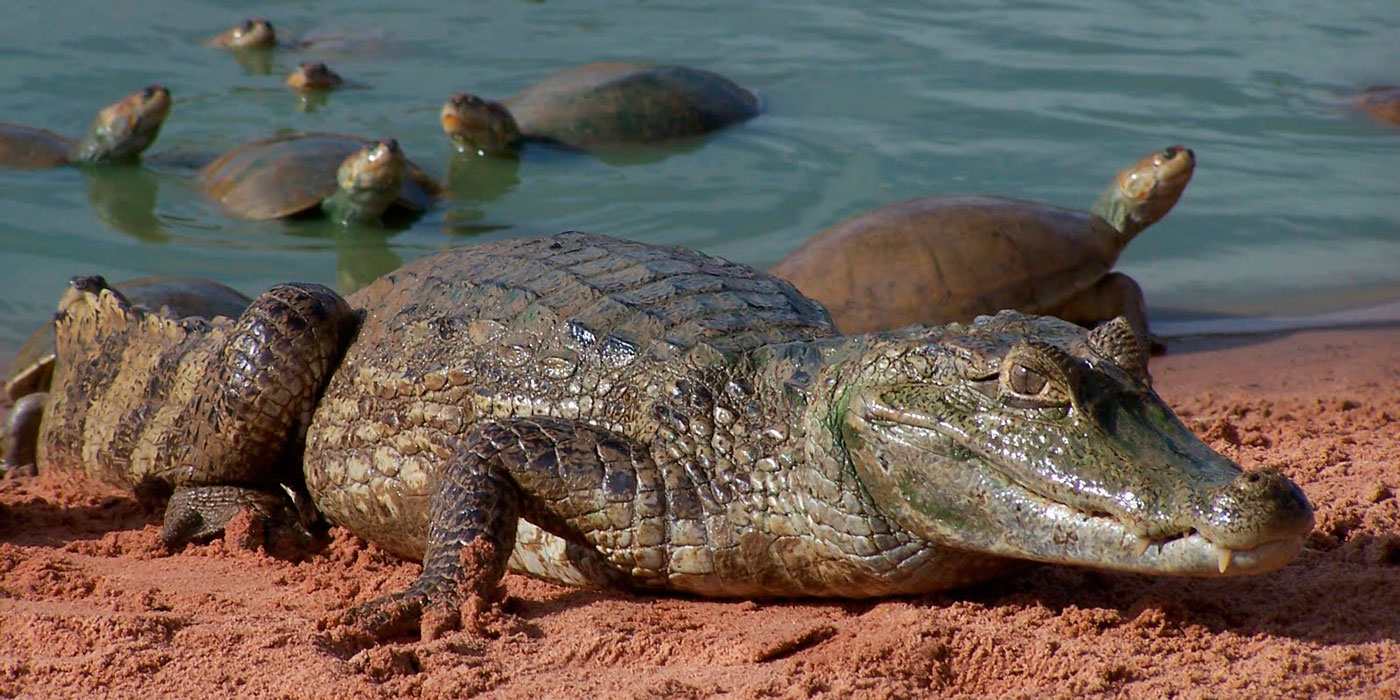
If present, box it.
[1087,317,1149,384]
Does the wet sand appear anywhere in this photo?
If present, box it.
[2,325,1398,699]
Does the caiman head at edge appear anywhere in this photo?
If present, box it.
[830,311,1314,578]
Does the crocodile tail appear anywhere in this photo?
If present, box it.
[197,283,358,483]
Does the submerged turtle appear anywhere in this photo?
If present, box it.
[3,276,250,472]
[207,17,278,50]
[769,146,1196,346]
[1354,85,1400,124]
[285,62,345,91]
[439,61,760,156]
[201,134,439,224]
[0,85,172,169]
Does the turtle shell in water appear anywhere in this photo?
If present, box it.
[440,61,759,155]
[769,146,1196,341]
[0,85,171,169]
[201,133,438,220]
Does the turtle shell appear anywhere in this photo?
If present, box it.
[0,124,76,169]
[5,276,251,401]
[769,196,1121,335]
[505,61,760,147]
[201,133,439,220]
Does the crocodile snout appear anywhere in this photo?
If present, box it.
[1194,467,1315,551]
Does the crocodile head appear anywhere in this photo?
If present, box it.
[832,311,1313,578]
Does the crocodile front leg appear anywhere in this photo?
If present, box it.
[338,417,649,642]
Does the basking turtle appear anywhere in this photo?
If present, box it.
[0,85,172,169]
[285,62,345,91]
[1354,86,1400,124]
[206,17,278,49]
[3,276,250,473]
[769,146,1196,346]
[201,134,439,224]
[439,61,760,156]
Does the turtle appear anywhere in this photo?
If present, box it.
[285,62,345,92]
[0,85,172,169]
[207,17,392,57]
[439,61,761,156]
[3,276,250,473]
[200,134,439,224]
[1354,86,1400,124]
[768,145,1196,348]
[206,17,278,50]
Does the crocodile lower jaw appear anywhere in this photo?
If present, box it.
[1025,494,1306,578]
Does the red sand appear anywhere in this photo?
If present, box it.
[2,326,1398,699]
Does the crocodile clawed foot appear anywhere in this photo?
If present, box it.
[336,588,430,643]
[161,484,319,556]
[328,580,507,650]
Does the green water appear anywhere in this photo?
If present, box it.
[2,0,1398,354]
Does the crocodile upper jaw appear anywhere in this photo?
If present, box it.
[850,397,1311,579]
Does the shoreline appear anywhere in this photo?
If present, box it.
[1152,298,1400,340]
[2,324,1398,698]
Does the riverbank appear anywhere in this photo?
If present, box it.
[2,324,1397,699]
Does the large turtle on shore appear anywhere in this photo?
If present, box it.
[201,134,439,224]
[0,85,172,169]
[3,276,250,472]
[1354,86,1400,124]
[769,146,1196,346]
[439,61,760,156]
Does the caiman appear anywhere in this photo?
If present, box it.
[28,232,1313,643]
[298,232,1312,640]
[33,276,354,545]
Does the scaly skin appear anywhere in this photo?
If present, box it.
[297,232,1312,641]
[439,62,760,156]
[3,276,251,474]
[35,276,355,546]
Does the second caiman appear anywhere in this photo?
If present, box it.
[36,232,1314,642]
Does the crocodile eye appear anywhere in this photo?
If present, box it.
[1008,363,1047,396]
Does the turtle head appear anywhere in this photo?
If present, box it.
[75,85,172,164]
[828,311,1312,579]
[327,139,406,224]
[285,62,344,91]
[1092,145,1195,240]
[440,93,522,156]
[208,17,277,49]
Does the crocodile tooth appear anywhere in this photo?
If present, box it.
[1131,538,1151,558]
[1217,547,1234,574]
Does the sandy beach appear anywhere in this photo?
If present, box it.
[2,324,1397,699]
